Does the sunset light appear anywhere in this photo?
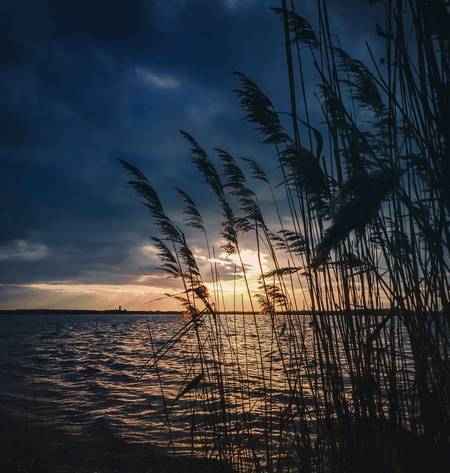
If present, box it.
[1,1,448,472]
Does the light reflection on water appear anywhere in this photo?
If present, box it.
[0,314,305,448]
[0,312,413,460]
[0,314,188,443]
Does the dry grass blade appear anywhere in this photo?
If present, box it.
[175,373,204,402]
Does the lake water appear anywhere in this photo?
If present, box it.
[0,314,190,444]
[0,313,316,452]
[0,311,414,471]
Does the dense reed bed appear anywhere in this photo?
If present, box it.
[122,1,449,471]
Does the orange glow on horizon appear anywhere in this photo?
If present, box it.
[0,248,322,312]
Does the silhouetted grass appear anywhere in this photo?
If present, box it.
[122,1,449,471]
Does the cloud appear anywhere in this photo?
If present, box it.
[221,0,258,10]
[0,280,180,311]
[0,240,49,261]
[18,281,174,295]
[136,67,181,89]
[0,0,381,310]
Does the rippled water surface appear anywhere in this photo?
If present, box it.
[0,313,298,446]
[0,314,196,444]
[0,313,318,452]
[0,311,414,469]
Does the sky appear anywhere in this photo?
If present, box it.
[0,0,384,311]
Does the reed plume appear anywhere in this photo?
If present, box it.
[121,1,450,471]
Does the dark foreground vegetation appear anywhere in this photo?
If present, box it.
[109,0,450,471]
[0,410,232,473]
[120,0,449,471]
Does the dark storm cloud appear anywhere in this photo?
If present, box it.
[0,0,382,306]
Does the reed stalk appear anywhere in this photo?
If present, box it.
[122,1,449,471]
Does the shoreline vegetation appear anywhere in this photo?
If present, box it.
[4,0,448,472]
[117,0,449,470]
[1,409,232,473]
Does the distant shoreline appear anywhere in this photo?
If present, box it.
[0,308,434,316]
[0,309,181,315]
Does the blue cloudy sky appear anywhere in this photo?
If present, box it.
[0,0,383,310]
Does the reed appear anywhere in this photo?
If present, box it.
[121,1,449,471]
